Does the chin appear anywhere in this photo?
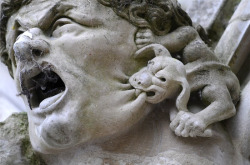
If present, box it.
[29,118,83,154]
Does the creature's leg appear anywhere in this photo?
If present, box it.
[170,84,236,137]
[198,84,236,126]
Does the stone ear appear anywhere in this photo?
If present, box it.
[133,44,171,59]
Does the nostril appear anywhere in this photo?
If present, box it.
[160,77,166,82]
[31,49,43,57]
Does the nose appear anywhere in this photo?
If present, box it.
[130,70,152,89]
[13,28,50,61]
[136,72,152,87]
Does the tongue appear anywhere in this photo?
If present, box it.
[39,92,63,110]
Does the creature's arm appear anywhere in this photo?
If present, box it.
[135,26,218,64]
[135,26,198,53]
[156,26,218,64]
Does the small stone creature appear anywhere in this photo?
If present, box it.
[110,0,240,138]
[130,44,212,137]
[129,44,190,112]
[130,41,239,137]
[132,27,240,138]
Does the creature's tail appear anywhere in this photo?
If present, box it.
[176,78,190,112]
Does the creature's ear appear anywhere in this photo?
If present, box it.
[134,44,171,59]
[175,78,190,112]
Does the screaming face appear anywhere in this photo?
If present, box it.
[14,28,66,111]
[7,0,151,153]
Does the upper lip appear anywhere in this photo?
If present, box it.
[19,62,66,111]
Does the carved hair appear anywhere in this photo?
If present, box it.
[97,0,192,35]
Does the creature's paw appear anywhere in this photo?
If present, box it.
[135,29,155,49]
[170,111,212,137]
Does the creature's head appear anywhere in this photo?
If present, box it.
[129,44,190,111]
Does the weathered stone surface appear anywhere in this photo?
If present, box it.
[0,113,46,165]
[180,0,226,29]
[207,0,241,47]
[0,0,244,164]
[178,0,240,47]
[42,146,214,165]
[215,0,250,73]
[227,81,250,165]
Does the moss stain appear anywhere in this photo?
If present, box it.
[0,113,47,165]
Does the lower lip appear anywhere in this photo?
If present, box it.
[33,89,67,115]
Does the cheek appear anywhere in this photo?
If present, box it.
[40,89,148,147]
[52,31,134,70]
[50,32,139,83]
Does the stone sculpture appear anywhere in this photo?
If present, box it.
[0,0,243,164]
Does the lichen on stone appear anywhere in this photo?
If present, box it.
[0,113,46,165]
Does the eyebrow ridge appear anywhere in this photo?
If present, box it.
[38,2,76,30]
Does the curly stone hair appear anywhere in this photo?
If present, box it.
[0,0,193,76]
[97,0,192,35]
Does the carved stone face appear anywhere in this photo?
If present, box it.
[6,0,150,153]
[129,56,183,104]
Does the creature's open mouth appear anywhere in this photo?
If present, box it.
[146,91,155,97]
[22,69,66,109]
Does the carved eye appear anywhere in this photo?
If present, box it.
[51,18,72,33]
[15,27,26,41]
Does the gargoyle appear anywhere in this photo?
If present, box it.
[129,43,239,137]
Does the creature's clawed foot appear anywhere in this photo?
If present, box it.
[170,111,212,137]
[135,29,155,49]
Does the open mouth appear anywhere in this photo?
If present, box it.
[20,69,66,110]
